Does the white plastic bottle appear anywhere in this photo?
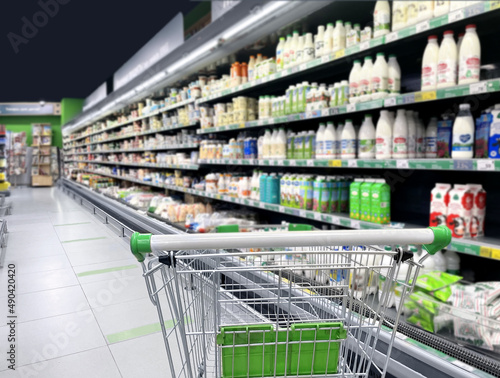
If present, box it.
[276,37,285,71]
[458,24,481,85]
[407,1,419,26]
[388,111,395,125]
[457,32,464,55]
[406,110,417,158]
[425,117,438,158]
[277,128,287,159]
[376,110,392,159]
[283,35,292,68]
[417,1,434,22]
[445,250,461,275]
[393,109,408,159]
[296,35,305,64]
[451,103,475,159]
[415,113,426,158]
[290,31,299,66]
[270,129,279,159]
[262,129,272,158]
[349,60,362,103]
[324,23,334,55]
[437,31,458,88]
[315,25,325,57]
[341,119,357,159]
[358,114,376,158]
[303,33,315,62]
[333,20,346,52]
[374,1,391,37]
[359,56,374,102]
[422,35,439,91]
[324,122,337,158]
[392,1,407,32]
[371,53,389,100]
[316,123,326,159]
[336,123,343,157]
[434,1,450,17]
[433,250,447,272]
[388,55,401,96]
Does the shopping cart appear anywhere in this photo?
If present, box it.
[131,225,451,378]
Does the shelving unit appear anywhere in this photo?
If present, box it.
[31,124,53,187]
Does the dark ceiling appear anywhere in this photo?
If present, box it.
[1,0,198,103]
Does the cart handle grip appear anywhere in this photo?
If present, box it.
[423,225,451,255]
[130,232,152,262]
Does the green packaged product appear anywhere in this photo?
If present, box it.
[416,271,463,292]
[407,314,435,333]
[409,291,440,315]
[349,180,363,219]
[359,180,375,221]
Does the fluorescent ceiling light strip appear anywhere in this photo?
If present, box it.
[222,1,286,40]
[167,40,218,74]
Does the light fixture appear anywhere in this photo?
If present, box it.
[135,71,167,93]
[222,1,286,41]
[167,39,218,74]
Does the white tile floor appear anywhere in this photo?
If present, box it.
[0,188,178,377]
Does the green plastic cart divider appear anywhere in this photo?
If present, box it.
[216,224,240,233]
[217,322,346,377]
[288,224,314,231]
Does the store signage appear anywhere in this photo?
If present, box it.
[212,0,241,22]
[83,83,107,111]
[0,103,60,116]
[113,13,184,91]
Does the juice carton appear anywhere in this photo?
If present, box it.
[299,176,314,210]
[280,175,288,206]
[338,178,350,213]
[429,183,451,227]
[328,177,340,213]
[313,176,328,213]
[360,180,376,222]
[475,111,492,158]
[370,179,391,224]
[349,179,364,219]
[292,175,301,208]
[436,119,453,158]
[488,107,500,159]
[446,184,473,239]
[467,184,486,238]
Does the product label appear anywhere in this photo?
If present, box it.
[371,76,388,93]
[437,120,453,158]
[393,137,407,153]
[422,63,437,88]
[359,139,375,153]
[304,47,315,60]
[315,40,324,55]
[341,139,356,154]
[407,3,418,20]
[325,140,334,156]
[359,79,370,95]
[452,133,473,152]
[346,30,360,47]
[393,8,406,26]
[349,82,359,97]
[459,55,480,82]
[374,11,390,32]
[475,114,490,158]
[388,77,400,93]
[426,136,437,155]
[408,135,416,154]
[376,136,391,156]
[437,59,457,85]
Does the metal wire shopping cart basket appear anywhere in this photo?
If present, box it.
[130,225,451,378]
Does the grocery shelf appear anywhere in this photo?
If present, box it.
[66,121,199,148]
[66,143,199,156]
[195,2,499,105]
[82,169,165,188]
[83,161,199,170]
[199,158,500,172]
[198,79,498,135]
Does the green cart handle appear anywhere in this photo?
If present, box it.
[130,232,152,262]
[424,225,452,255]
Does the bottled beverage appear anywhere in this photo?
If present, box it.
[349,60,362,103]
[248,56,256,81]
[324,23,334,55]
[406,110,417,158]
[283,35,292,68]
[296,36,305,63]
[415,113,426,158]
[276,37,285,71]
[371,53,389,100]
[262,129,272,158]
[434,0,450,17]
[346,23,361,47]
[457,32,465,55]
[316,123,326,159]
[374,1,391,37]
[358,114,376,158]
[417,1,434,22]
[270,129,279,159]
[339,80,349,105]
[452,103,474,159]
[341,119,357,159]
[376,110,392,159]
[392,1,407,32]
[458,24,481,85]
[315,25,325,57]
[336,123,343,157]
[324,122,336,158]
[425,117,438,158]
[393,109,408,159]
[388,55,401,95]
[332,20,346,52]
[422,35,439,91]
[303,33,315,62]
[437,31,458,88]
[407,1,419,26]
[359,56,374,101]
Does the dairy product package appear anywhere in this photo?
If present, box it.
[437,118,453,158]
[429,183,451,227]
[446,184,473,239]
[488,107,500,158]
[467,183,486,238]
[475,112,491,158]
[370,179,390,224]
[349,179,363,219]
[360,180,375,222]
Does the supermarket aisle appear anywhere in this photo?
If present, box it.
[0,188,176,378]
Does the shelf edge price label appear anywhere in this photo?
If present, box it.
[334,49,345,59]
[307,160,314,167]
[360,41,370,51]
[396,159,409,169]
[299,63,307,71]
[491,248,500,260]
[422,91,437,101]
[299,210,306,218]
[329,159,342,167]
[479,246,492,258]
[470,81,487,95]
[314,213,322,221]
[348,160,358,168]
[350,220,361,229]
[448,9,464,22]
[477,159,495,171]
[384,97,397,107]
[346,103,356,113]
[416,21,430,33]
[330,216,340,225]
[385,32,398,43]
[321,108,330,117]
[321,55,330,63]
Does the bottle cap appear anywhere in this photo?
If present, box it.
[466,24,476,30]
[443,30,454,36]
[459,103,470,110]
[389,54,396,58]
[353,60,361,64]
[428,35,438,40]
[364,56,372,61]
[376,52,385,57]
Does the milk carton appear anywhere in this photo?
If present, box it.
[360,180,376,222]
[429,183,452,227]
[349,179,364,219]
[467,184,486,238]
[446,184,473,239]
[488,107,500,159]
[370,179,391,224]
[437,119,453,158]
[475,111,491,158]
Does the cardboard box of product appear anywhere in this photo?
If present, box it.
[370,179,390,224]
[349,179,363,220]
[430,183,452,228]
[359,180,375,222]
[446,184,473,239]
[437,119,453,158]
[467,184,487,238]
